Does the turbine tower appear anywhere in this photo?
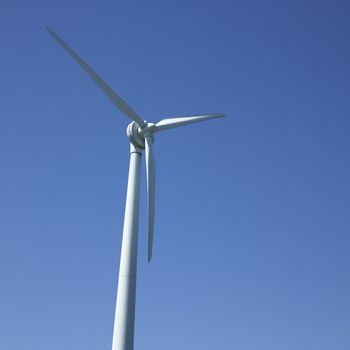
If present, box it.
[47,28,225,350]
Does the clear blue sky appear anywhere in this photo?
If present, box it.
[1,1,349,349]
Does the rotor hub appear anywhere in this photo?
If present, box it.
[127,121,156,149]
[127,122,145,149]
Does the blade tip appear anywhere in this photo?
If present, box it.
[148,246,153,263]
[46,27,58,40]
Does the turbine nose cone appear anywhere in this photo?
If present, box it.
[146,122,156,133]
[127,121,146,149]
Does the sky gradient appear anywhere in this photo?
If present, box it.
[1,1,350,349]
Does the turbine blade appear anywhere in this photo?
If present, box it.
[145,134,156,262]
[155,113,225,132]
[47,27,145,126]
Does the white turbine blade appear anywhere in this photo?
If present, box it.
[47,27,145,126]
[145,135,156,262]
[155,113,225,132]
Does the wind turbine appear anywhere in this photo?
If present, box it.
[47,28,225,350]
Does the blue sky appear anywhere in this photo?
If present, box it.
[1,0,350,349]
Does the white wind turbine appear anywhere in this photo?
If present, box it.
[47,28,225,350]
